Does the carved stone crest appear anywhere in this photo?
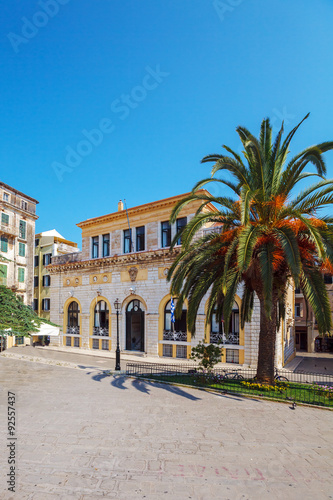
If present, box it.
[128,267,138,282]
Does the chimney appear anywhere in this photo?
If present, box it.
[118,200,124,212]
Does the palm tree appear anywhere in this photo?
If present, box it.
[168,114,333,384]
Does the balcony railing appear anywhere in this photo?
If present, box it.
[0,224,19,237]
[66,326,80,335]
[93,326,109,337]
[210,332,239,345]
[163,330,187,342]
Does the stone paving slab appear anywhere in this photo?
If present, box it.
[0,357,332,499]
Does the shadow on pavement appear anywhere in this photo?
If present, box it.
[131,378,201,400]
[83,370,260,403]
[84,369,202,400]
[111,375,128,390]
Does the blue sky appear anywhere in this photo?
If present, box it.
[1,0,333,245]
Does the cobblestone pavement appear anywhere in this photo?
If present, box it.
[0,357,332,500]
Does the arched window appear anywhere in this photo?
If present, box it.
[67,301,80,335]
[163,299,187,341]
[93,300,109,336]
[127,299,143,313]
[210,302,239,344]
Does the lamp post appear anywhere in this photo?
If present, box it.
[114,298,121,371]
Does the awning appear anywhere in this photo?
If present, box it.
[0,323,60,337]
[32,323,60,337]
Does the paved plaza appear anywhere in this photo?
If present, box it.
[0,354,332,499]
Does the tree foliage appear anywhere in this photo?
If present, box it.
[168,115,333,383]
[190,341,223,372]
[0,285,56,336]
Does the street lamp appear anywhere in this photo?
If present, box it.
[114,298,121,371]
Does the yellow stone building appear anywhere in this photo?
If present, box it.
[49,192,295,367]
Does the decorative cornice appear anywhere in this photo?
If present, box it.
[0,182,39,204]
[48,247,181,274]
[76,189,214,229]
[0,200,39,220]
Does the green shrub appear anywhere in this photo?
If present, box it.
[190,341,222,372]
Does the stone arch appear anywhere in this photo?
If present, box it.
[63,297,82,335]
[63,297,82,347]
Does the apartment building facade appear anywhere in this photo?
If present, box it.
[33,230,79,321]
[49,192,295,367]
[0,181,38,306]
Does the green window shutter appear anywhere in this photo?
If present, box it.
[19,220,26,239]
[1,236,8,252]
[0,264,7,285]
[19,242,26,257]
[18,267,25,283]
[0,264,7,277]
[1,213,9,225]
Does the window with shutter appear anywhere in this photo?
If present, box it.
[43,275,51,287]
[19,242,26,257]
[43,254,52,265]
[19,220,26,239]
[0,236,8,253]
[1,213,9,225]
[0,264,7,285]
[18,268,25,283]
[42,299,50,311]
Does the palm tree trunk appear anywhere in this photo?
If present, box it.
[256,297,277,384]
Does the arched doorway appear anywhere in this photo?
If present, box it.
[126,300,144,351]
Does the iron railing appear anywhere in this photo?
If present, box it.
[210,332,239,345]
[66,326,80,335]
[163,330,187,341]
[126,362,333,408]
[93,327,109,336]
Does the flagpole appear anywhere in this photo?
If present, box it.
[170,296,175,335]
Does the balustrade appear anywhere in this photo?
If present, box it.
[163,330,187,341]
[210,332,239,345]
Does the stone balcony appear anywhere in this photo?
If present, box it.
[0,223,19,237]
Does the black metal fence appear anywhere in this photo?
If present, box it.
[126,362,333,408]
